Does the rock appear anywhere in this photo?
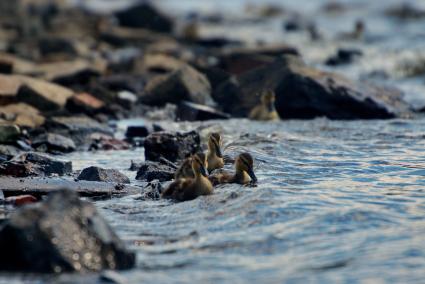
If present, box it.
[5,195,38,207]
[0,74,21,105]
[125,126,149,139]
[144,131,201,162]
[176,101,231,121]
[0,123,20,143]
[0,103,45,128]
[0,145,21,161]
[0,152,72,177]
[100,26,175,47]
[385,3,425,20]
[78,166,130,184]
[14,76,74,112]
[0,58,13,74]
[32,133,76,154]
[114,3,173,32]
[117,91,138,109]
[0,189,135,273]
[38,37,77,59]
[213,55,410,119]
[66,93,105,115]
[88,136,130,151]
[140,64,213,106]
[135,180,163,201]
[0,177,140,198]
[325,48,363,66]
[196,65,231,91]
[135,161,175,182]
[137,53,186,74]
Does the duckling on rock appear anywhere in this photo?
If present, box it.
[162,152,213,201]
[209,152,257,186]
[174,133,224,179]
[249,89,280,121]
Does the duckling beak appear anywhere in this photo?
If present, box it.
[200,165,208,177]
[247,168,257,183]
[268,102,275,112]
[216,147,223,158]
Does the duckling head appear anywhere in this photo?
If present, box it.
[191,152,209,177]
[236,152,257,183]
[208,132,223,158]
[355,20,365,35]
[260,89,276,112]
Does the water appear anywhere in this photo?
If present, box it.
[61,118,425,283]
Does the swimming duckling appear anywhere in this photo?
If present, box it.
[207,132,224,172]
[209,152,257,186]
[174,133,224,179]
[249,89,280,121]
[162,152,213,201]
[338,20,365,40]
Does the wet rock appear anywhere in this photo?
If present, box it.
[325,48,363,66]
[125,126,149,139]
[0,74,22,105]
[385,3,425,20]
[32,133,76,154]
[115,2,173,32]
[88,136,130,151]
[0,58,13,74]
[0,189,135,273]
[129,160,143,171]
[38,37,77,59]
[213,55,410,119]
[135,180,163,201]
[196,65,231,91]
[0,145,21,161]
[140,64,213,106]
[0,103,45,128]
[14,76,74,112]
[0,177,140,199]
[137,53,186,74]
[176,101,231,121]
[144,131,201,162]
[0,123,20,143]
[5,195,38,207]
[117,91,138,109]
[0,152,72,177]
[66,92,105,115]
[98,75,145,95]
[78,166,130,184]
[100,26,175,47]
[135,161,175,182]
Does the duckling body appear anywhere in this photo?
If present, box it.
[209,153,257,186]
[174,133,224,179]
[249,90,280,121]
[338,20,365,40]
[163,153,213,201]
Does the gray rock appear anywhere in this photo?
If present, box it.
[0,189,135,273]
[213,55,410,119]
[144,131,201,162]
[135,161,175,182]
[78,166,130,184]
[32,133,76,153]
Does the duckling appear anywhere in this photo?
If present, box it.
[174,133,224,179]
[162,152,213,201]
[249,89,280,121]
[209,152,257,186]
[207,132,224,172]
[338,20,365,40]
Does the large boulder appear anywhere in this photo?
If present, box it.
[0,189,135,273]
[78,166,130,184]
[140,64,214,107]
[144,131,201,162]
[114,3,173,32]
[0,103,45,128]
[135,161,175,182]
[213,55,410,119]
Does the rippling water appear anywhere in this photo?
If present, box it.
[61,118,425,283]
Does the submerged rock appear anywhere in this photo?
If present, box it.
[78,166,130,184]
[135,161,175,182]
[140,64,213,106]
[32,133,76,154]
[115,3,173,32]
[214,55,410,119]
[144,131,201,162]
[176,101,231,121]
[325,48,363,66]
[0,152,72,177]
[125,125,149,139]
[0,189,135,273]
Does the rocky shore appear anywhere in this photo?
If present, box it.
[0,0,422,278]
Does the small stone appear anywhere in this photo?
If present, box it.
[78,166,130,184]
[125,126,149,139]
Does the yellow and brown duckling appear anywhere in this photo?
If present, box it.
[249,89,280,121]
[162,152,213,201]
[174,133,224,179]
[209,152,257,186]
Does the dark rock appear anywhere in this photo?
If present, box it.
[213,55,410,119]
[0,145,21,162]
[176,101,231,121]
[117,91,138,109]
[0,123,20,143]
[0,152,72,177]
[88,136,130,151]
[129,160,143,171]
[0,189,135,273]
[135,161,175,182]
[325,48,363,66]
[196,65,231,91]
[135,180,163,201]
[125,126,149,139]
[144,131,201,162]
[98,74,145,94]
[140,64,213,106]
[78,166,130,184]
[385,3,425,20]
[66,93,105,115]
[115,3,173,32]
[38,37,77,58]
[0,177,140,199]
[0,58,13,74]
[152,124,164,132]
[32,133,76,154]
[194,38,243,48]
